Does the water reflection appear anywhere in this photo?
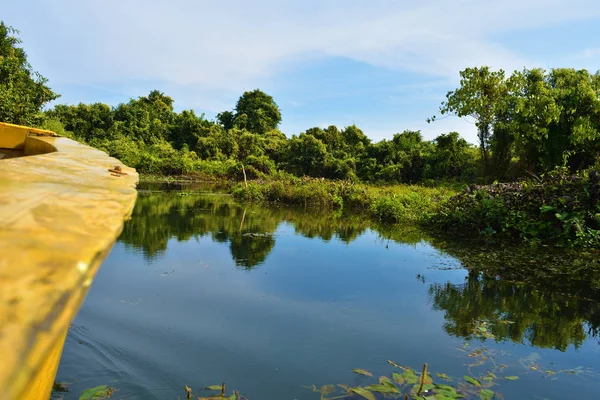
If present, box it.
[120,186,370,267]
[119,184,600,350]
[429,271,599,350]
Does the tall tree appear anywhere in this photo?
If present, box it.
[434,67,506,175]
[230,89,282,134]
[0,21,59,125]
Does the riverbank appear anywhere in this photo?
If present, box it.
[138,168,600,248]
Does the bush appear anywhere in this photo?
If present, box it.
[431,169,600,247]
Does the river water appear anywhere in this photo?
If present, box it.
[53,184,600,400]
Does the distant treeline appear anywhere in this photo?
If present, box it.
[2,20,600,184]
[43,90,479,183]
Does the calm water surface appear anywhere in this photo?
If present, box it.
[54,184,600,399]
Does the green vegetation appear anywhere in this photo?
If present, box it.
[2,20,600,247]
[0,22,59,125]
[432,168,600,247]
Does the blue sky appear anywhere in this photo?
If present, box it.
[4,0,600,144]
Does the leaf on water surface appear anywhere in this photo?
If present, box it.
[364,384,400,394]
[436,372,452,381]
[378,376,397,388]
[392,372,404,384]
[320,384,336,395]
[79,385,109,400]
[464,376,482,387]
[434,383,465,399]
[504,376,519,380]
[349,387,376,400]
[479,388,495,399]
[337,384,351,391]
[204,385,223,391]
[352,368,373,378]
[401,369,418,384]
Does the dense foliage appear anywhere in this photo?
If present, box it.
[432,67,600,179]
[44,91,480,184]
[0,22,59,125]
[432,169,600,247]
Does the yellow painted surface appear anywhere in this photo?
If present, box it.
[0,124,138,400]
[0,122,56,150]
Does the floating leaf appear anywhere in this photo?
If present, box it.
[464,376,482,387]
[392,372,404,385]
[349,387,376,400]
[436,373,452,381]
[79,385,109,400]
[480,388,494,399]
[364,384,400,394]
[504,376,519,381]
[204,385,223,391]
[402,369,418,384]
[352,369,373,378]
[434,384,464,399]
[378,376,396,388]
[320,384,335,396]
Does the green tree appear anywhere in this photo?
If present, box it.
[427,131,474,180]
[284,133,328,176]
[434,67,506,175]
[225,89,282,134]
[497,68,560,173]
[216,110,234,131]
[546,68,600,171]
[0,22,59,125]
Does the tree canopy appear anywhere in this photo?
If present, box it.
[0,22,59,125]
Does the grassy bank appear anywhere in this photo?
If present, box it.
[229,177,457,224]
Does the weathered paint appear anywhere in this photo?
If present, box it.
[0,123,138,400]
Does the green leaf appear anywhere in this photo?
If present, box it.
[378,376,397,388]
[480,388,495,399]
[352,368,373,378]
[392,372,404,385]
[464,376,482,387]
[504,376,519,381]
[402,369,419,384]
[349,387,376,400]
[436,372,452,381]
[79,385,108,400]
[540,205,555,213]
[204,385,223,390]
[364,384,400,394]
